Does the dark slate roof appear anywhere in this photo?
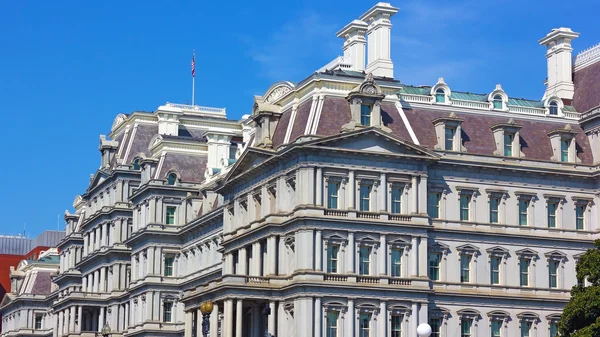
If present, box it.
[158,153,208,184]
[288,99,313,143]
[403,107,593,164]
[573,61,600,113]
[316,97,350,136]
[126,124,159,164]
[272,107,292,146]
[30,271,53,295]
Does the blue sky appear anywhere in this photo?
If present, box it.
[0,0,598,237]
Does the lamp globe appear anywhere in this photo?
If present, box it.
[417,323,432,337]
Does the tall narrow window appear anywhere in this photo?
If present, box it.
[490,256,501,285]
[167,173,177,185]
[549,101,559,115]
[489,197,500,224]
[132,158,141,170]
[436,89,446,103]
[493,95,503,109]
[327,181,340,209]
[429,253,441,281]
[430,318,441,337]
[391,186,403,214]
[35,314,43,329]
[359,246,371,275]
[548,202,557,228]
[327,245,339,273]
[359,184,371,211]
[520,258,530,287]
[360,105,372,126]
[461,319,472,337]
[460,254,471,283]
[164,255,174,277]
[460,195,470,221]
[504,133,514,156]
[163,302,173,322]
[491,320,502,337]
[576,204,585,230]
[428,193,441,219]
[359,313,371,337]
[166,206,176,225]
[550,322,559,337]
[520,321,532,337]
[561,139,569,162]
[391,248,402,277]
[549,260,559,288]
[391,315,402,337]
[519,200,528,226]
[445,127,455,150]
[326,311,339,337]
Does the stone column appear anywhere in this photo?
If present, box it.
[124,302,130,329]
[235,300,243,337]
[146,291,154,321]
[148,247,155,275]
[296,230,314,270]
[70,306,76,332]
[411,237,418,277]
[418,237,428,277]
[411,303,418,336]
[379,173,387,212]
[77,306,83,332]
[316,167,323,206]
[418,175,428,214]
[196,308,202,337]
[84,234,89,256]
[378,235,387,275]
[315,231,323,271]
[102,223,108,247]
[314,298,322,337]
[64,308,70,333]
[238,247,247,275]
[379,301,387,337]
[185,311,193,337]
[251,242,261,276]
[210,302,219,337]
[268,236,277,275]
[348,170,356,209]
[99,307,105,332]
[224,300,233,337]
[100,267,106,292]
[347,232,355,273]
[58,310,64,336]
[269,301,277,336]
[411,176,418,214]
[90,230,96,253]
[346,299,354,337]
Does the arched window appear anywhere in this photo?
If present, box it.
[167,173,177,185]
[435,89,446,103]
[132,158,140,170]
[493,95,503,109]
[549,101,559,115]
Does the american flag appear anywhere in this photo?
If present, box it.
[191,52,195,77]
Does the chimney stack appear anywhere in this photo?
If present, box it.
[336,20,369,72]
[360,2,399,78]
[539,27,580,100]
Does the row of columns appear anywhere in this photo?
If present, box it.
[60,245,82,273]
[55,306,84,336]
[82,263,127,293]
[87,180,129,215]
[83,218,125,256]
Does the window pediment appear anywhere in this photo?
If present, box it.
[487,310,510,320]
[517,312,539,323]
[456,244,480,254]
[516,248,538,258]
[457,308,481,319]
[486,246,510,257]
[545,250,567,261]
[430,242,450,253]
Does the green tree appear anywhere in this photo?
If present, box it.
[559,239,600,337]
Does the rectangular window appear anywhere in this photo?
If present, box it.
[461,319,472,337]
[359,184,371,212]
[430,318,441,337]
[35,314,43,329]
[549,260,559,288]
[428,193,441,219]
[429,253,441,281]
[391,186,403,214]
[491,320,502,337]
[326,311,339,337]
[561,139,569,162]
[164,255,174,277]
[550,322,558,337]
[391,315,402,337]
[519,200,528,226]
[391,248,402,277]
[359,246,371,275]
[548,202,557,228]
[520,258,530,287]
[327,245,339,273]
[460,194,470,221]
[327,181,340,209]
[490,197,500,224]
[504,133,514,156]
[359,313,371,337]
[163,302,173,322]
[445,127,455,150]
[166,206,176,225]
[576,204,585,230]
[460,254,471,283]
[521,321,531,337]
[360,105,372,126]
[490,256,501,285]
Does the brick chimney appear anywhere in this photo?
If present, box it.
[539,27,580,100]
[360,2,399,78]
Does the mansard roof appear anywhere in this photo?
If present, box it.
[157,153,208,184]
[573,60,600,113]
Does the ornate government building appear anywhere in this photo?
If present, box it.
[3,2,600,337]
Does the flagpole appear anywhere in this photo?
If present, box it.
[192,50,195,106]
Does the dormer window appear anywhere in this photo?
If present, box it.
[547,125,579,163]
[360,105,372,126]
[491,119,522,158]
[132,158,141,170]
[167,173,177,185]
[493,95,503,109]
[435,89,446,103]
[549,101,559,115]
[445,127,455,150]
[560,139,569,162]
[432,113,466,152]
[504,133,514,156]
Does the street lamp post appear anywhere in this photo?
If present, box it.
[200,301,214,337]
[417,323,432,337]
